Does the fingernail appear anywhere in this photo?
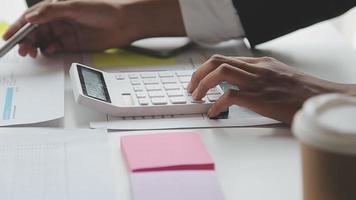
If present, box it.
[3,30,12,40]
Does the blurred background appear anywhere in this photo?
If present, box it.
[332,7,356,49]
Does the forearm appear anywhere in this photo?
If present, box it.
[299,73,356,97]
[335,84,356,96]
[121,0,186,40]
[324,82,356,96]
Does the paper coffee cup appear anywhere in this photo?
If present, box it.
[292,94,356,200]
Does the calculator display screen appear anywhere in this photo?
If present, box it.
[77,65,111,103]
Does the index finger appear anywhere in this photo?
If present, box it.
[3,0,48,40]
[25,1,80,24]
[192,63,256,100]
[188,54,228,93]
[188,55,262,93]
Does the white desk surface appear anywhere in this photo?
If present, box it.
[2,1,356,200]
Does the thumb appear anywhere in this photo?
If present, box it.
[25,1,79,24]
[207,89,257,118]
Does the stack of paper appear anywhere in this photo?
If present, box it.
[121,132,225,200]
[130,170,225,200]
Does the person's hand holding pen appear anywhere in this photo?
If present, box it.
[3,0,186,58]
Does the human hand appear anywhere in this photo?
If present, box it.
[188,55,350,124]
[3,0,185,57]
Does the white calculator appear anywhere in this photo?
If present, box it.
[69,63,224,117]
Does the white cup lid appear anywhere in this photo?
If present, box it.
[292,94,356,155]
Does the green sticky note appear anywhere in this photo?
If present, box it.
[93,48,176,68]
[0,21,9,37]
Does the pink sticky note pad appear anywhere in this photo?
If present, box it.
[121,132,214,172]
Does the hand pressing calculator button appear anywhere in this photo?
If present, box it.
[69,63,224,117]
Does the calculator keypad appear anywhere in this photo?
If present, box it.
[116,70,223,106]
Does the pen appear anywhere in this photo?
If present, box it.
[0,0,59,58]
[0,23,38,58]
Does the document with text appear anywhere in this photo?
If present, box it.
[0,45,64,126]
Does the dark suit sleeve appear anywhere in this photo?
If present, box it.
[231,0,356,46]
[25,0,43,7]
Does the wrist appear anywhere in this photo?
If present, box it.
[120,0,187,41]
[299,73,356,96]
[334,84,356,96]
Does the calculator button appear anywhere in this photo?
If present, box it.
[133,85,144,92]
[129,74,139,79]
[208,94,221,102]
[167,90,184,97]
[136,92,147,98]
[141,73,157,78]
[151,98,168,105]
[131,80,141,85]
[170,97,187,104]
[159,72,174,77]
[115,74,126,80]
[148,91,165,97]
[143,79,159,85]
[178,76,191,83]
[161,77,177,84]
[207,88,222,95]
[146,85,162,91]
[138,98,149,105]
[176,71,193,77]
[164,84,180,90]
[122,94,134,106]
[188,96,205,103]
[191,100,205,103]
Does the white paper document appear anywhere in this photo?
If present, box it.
[91,105,278,130]
[0,47,64,126]
[0,128,116,200]
[130,170,225,200]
